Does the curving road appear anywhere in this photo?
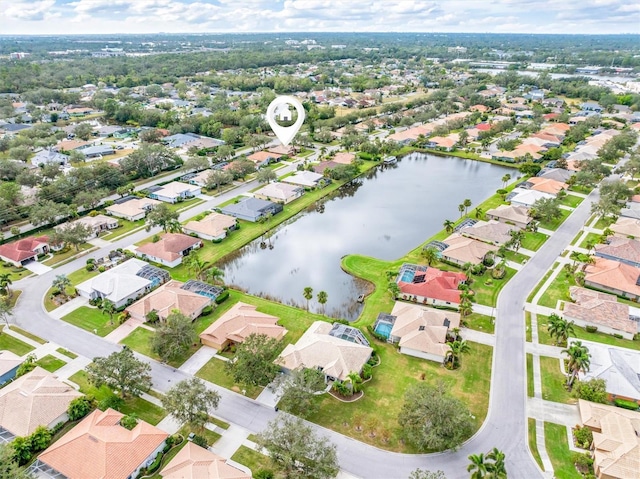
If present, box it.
[10,177,596,479]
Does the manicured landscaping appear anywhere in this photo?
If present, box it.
[525,312,532,342]
[36,354,66,372]
[148,441,188,479]
[527,353,534,397]
[538,270,575,309]
[0,329,35,355]
[539,208,571,231]
[121,326,203,369]
[544,422,582,479]
[521,232,549,251]
[579,232,601,250]
[56,347,78,359]
[540,356,573,404]
[9,325,46,344]
[594,216,613,230]
[464,312,495,334]
[0,263,31,281]
[502,250,530,264]
[68,371,167,425]
[42,243,95,266]
[472,267,517,306]
[44,268,100,312]
[230,446,271,475]
[196,357,263,399]
[558,194,584,209]
[177,424,221,447]
[528,418,544,471]
[61,306,119,337]
[101,218,145,240]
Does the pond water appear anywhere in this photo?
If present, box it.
[217,153,513,320]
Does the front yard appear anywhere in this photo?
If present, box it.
[0,329,35,355]
[61,306,119,337]
[544,422,582,479]
[521,232,549,251]
[101,218,146,240]
[558,194,584,209]
[540,356,573,404]
[196,357,263,399]
[36,354,66,373]
[537,270,575,309]
[42,244,95,267]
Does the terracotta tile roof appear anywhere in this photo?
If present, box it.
[565,286,635,336]
[485,204,532,226]
[247,151,281,163]
[442,234,498,265]
[277,321,372,381]
[127,280,211,321]
[160,442,250,479]
[0,235,49,263]
[106,198,161,218]
[389,302,460,357]
[254,182,302,201]
[183,213,237,239]
[397,266,465,304]
[0,367,81,437]
[136,234,202,263]
[313,160,341,174]
[38,408,168,479]
[612,218,640,238]
[199,302,287,347]
[596,237,640,266]
[332,152,356,164]
[527,177,568,195]
[585,257,640,298]
[459,220,514,245]
[267,144,295,156]
[578,400,640,479]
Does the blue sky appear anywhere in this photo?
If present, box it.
[0,0,638,35]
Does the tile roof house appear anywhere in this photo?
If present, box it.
[396,264,466,307]
[620,202,640,220]
[277,321,372,382]
[584,257,640,301]
[149,182,201,204]
[31,149,69,167]
[526,177,568,195]
[281,170,325,188]
[254,182,304,204]
[219,197,283,223]
[441,233,498,266]
[538,168,574,183]
[332,152,356,164]
[611,217,640,239]
[160,442,250,479]
[459,220,514,246]
[387,302,461,363]
[199,301,287,351]
[507,188,555,208]
[595,237,640,269]
[485,204,532,230]
[575,341,640,402]
[0,367,81,439]
[34,408,168,479]
[246,150,282,167]
[577,400,640,479]
[106,197,161,222]
[183,213,237,241]
[0,235,50,267]
[0,350,22,386]
[564,287,636,340]
[127,280,212,322]
[135,233,203,268]
[76,258,155,308]
[55,214,119,239]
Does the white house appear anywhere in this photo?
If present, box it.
[507,187,555,208]
[281,170,325,188]
[149,182,201,204]
[55,214,119,239]
[106,198,161,222]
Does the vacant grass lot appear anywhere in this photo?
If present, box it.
[61,306,119,337]
[0,330,34,355]
[545,422,581,479]
[68,371,167,425]
[538,270,575,309]
[36,354,66,372]
[540,356,574,404]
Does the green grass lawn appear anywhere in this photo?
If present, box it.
[307,341,492,453]
[525,312,532,342]
[61,306,119,337]
[528,418,545,471]
[502,250,530,264]
[101,218,145,240]
[539,209,571,231]
[177,424,221,447]
[527,264,557,303]
[166,197,204,213]
[579,232,601,250]
[0,329,35,355]
[527,353,535,397]
[521,232,549,251]
[9,325,46,344]
[56,347,78,359]
[68,371,167,425]
[0,262,31,282]
[472,267,517,307]
[42,244,94,266]
[540,356,574,404]
[120,326,204,369]
[538,270,575,309]
[230,446,272,475]
[545,422,582,479]
[464,312,495,334]
[196,356,263,399]
[559,194,584,209]
[36,354,66,372]
[148,441,188,479]
[594,216,614,230]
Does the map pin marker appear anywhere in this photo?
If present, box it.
[266,96,306,146]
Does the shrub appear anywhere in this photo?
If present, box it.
[573,426,593,449]
[86,258,95,265]
[120,414,138,430]
[191,435,208,448]
[68,395,96,421]
[366,325,387,342]
[98,265,106,273]
[362,363,373,380]
[29,425,52,453]
[614,398,639,410]
[215,291,229,304]
[146,451,164,474]
[255,470,275,479]
[492,267,506,279]
[152,234,160,243]
[471,264,486,275]
[585,325,598,333]
[572,452,594,474]
[98,395,124,411]
[89,210,99,217]
[200,305,213,316]
[146,310,160,323]
[613,333,623,339]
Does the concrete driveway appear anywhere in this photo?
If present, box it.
[23,261,52,275]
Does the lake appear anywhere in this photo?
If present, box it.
[217,153,514,320]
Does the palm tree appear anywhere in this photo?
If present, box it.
[347,371,363,394]
[547,314,575,346]
[563,340,591,389]
[203,266,224,285]
[463,198,472,215]
[422,246,439,266]
[501,173,511,188]
[508,230,525,252]
[303,287,313,311]
[467,453,488,479]
[101,299,117,326]
[474,207,483,219]
[443,219,455,234]
[0,296,13,327]
[52,274,71,300]
[317,290,328,313]
[445,339,470,369]
[0,273,12,297]
[486,448,507,478]
[388,281,400,299]
[458,203,465,218]
[459,299,473,317]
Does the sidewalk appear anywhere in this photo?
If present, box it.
[528,397,580,427]
[210,424,250,459]
[461,328,495,347]
[178,346,217,375]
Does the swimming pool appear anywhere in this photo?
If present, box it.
[399,270,415,283]
[374,322,393,338]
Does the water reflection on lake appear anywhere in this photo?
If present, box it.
[218,153,513,320]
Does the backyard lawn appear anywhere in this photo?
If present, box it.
[36,354,66,373]
[61,306,119,337]
[0,329,34,355]
[540,356,574,404]
[528,418,545,471]
[544,422,582,479]
[68,371,167,425]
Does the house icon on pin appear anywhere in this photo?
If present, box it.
[274,103,292,122]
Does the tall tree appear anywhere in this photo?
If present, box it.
[398,382,474,451]
[467,453,488,479]
[501,174,511,188]
[0,442,34,479]
[443,219,455,234]
[563,341,591,389]
[87,347,152,398]
[257,414,339,479]
[152,310,196,363]
[444,339,470,369]
[486,447,507,478]
[257,168,277,183]
[29,200,70,226]
[162,378,221,432]
[226,333,282,387]
[50,222,92,251]
[51,274,71,299]
[463,198,472,216]
[458,203,465,218]
[316,291,328,313]
[101,299,117,326]
[0,296,14,327]
[0,273,12,297]
[146,203,180,233]
[270,367,326,418]
[303,287,313,311]
[422,246,439,266]
[547,314,575,346]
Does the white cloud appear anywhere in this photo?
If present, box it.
[2,0,57,21]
